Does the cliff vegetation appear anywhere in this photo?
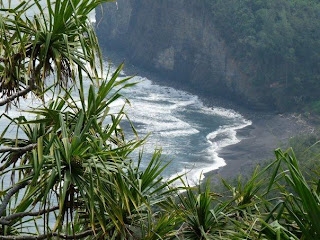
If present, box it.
[207,0,320,113]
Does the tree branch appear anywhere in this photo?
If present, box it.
[0,181,30,216]
[0,144,37,153]
[0,229,94,239]
[0,206,59,225]
[0,85,33,107]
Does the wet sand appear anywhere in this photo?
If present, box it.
[103,51,316,181]
[204,113,315,180]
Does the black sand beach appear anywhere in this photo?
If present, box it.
[206,113,315,180]
[103,51,316,181]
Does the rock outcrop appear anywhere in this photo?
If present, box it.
[95,0,271,110]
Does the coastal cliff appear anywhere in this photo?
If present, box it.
[95,0,271,110]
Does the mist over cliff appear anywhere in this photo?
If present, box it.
[95,0,320,114]
[95,0,266,110]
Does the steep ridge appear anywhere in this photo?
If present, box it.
[95,0,272,110]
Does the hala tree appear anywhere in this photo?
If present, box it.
[0,1,178,239]
[0,0,105,108]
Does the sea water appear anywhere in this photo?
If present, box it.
[1,2,253,186]
[115,73,251,186]
[0,64,252,232]
[0,64,251,187]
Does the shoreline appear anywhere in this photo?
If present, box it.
[204,113,315,182]
[104,51,315,180]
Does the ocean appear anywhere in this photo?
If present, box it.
[107,67,252,185]
[0,65,251,188]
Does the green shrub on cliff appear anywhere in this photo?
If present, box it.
[206,0,320,112]
[0,1,180,238]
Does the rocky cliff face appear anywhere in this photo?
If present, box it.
[95,0,270,109]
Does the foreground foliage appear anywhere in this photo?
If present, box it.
[170,148,320,239]
[0,1,319,239]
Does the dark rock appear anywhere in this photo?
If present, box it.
[95,0,273,110]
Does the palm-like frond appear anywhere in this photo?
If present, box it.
[174,181,229,239]
[0,0,113,105]
[261,149,320,239]
[0,67,179,238]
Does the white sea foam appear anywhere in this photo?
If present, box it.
[168,117,252,188]
[1,61,252,190]
[203,106,245,119]
[120,74,253,188]
[159,129,200,137]
[122,78,202,138]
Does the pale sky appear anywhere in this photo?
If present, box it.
[4,0,96,22]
